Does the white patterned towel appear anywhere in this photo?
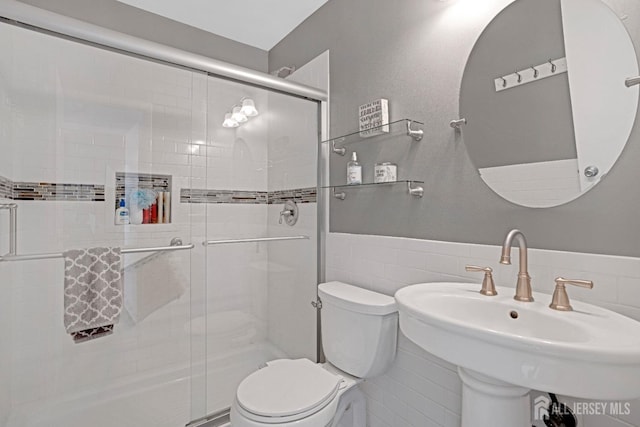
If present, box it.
[63,247,123,343]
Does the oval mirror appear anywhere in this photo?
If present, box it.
[460,0,639,208]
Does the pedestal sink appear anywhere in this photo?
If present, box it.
[395,282,640,427]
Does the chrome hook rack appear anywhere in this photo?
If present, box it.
[494,57,567,92]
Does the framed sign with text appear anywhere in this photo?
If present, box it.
[359,98,389,137]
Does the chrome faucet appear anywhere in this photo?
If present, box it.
[499,229,533,302]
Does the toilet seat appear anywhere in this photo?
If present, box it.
[235,359,343,424]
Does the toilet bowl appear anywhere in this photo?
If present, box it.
[230,282,398,427]
[230,359,365,427]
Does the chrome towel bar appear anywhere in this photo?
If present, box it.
[203,236,309,246]
[0,238,194,262]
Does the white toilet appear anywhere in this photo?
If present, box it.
[230,281,398,427]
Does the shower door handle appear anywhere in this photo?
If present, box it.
[0,203,17,256]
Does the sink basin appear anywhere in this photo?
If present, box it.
[395,282,640,401]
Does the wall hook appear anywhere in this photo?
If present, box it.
[450,118,467,129]
[333,188,346,200]
[625,76,640,87]
[515,70,522,83]
[501,76,507,87]
[548,59,556,73]
[531,66,539,78]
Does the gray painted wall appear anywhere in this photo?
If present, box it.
[16,0,268,72]
[269,0,640,258]
[461,0,576,169]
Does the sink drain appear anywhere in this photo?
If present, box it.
[509,310,519,319]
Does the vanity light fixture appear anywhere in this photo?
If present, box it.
[223,98,259,128]
[222,112,239,128]
[240,97,259,117]
[231,105,248,123]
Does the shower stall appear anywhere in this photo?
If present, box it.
[0,3,325,426]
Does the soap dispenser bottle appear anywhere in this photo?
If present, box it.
[115,198,130,225]
[347,152,362,185]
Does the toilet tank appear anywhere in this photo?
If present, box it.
[318,281,398,378]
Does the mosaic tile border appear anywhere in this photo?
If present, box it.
[0,175,12,200]
[2,175,316,205]
[180,189,268,204]
[268,187,317,204]
[12,182,105,201]
[0,175,105,201]
[181,187,317,204]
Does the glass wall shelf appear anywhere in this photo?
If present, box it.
[322,119,424,156]
[321,180,424,199]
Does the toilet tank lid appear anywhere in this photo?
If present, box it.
[318,281,397,315]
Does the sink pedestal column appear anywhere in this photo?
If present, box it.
[458,368,531,427]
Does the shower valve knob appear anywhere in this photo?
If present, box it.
[279,200,298,226]
[278,210,293,224]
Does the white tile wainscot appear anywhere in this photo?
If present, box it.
[325,232,640,427]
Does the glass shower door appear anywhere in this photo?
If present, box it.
[0,14,321,427]
[0,21,206,427]
[196,76,320,418]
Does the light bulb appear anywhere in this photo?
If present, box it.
[222,112,239,128]
[231,106,248,123]
[240,98,259,117]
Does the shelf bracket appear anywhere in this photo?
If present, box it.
[331,139,346,156]
[333,188,346,200]
[407,121,423,141]
[407,181,424,198]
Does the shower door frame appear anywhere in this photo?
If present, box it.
[0,0,328,425]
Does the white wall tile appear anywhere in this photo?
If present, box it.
[1,21,200,414]
[1,20,322,425]
[266,204,317,360]
[0,262,12,424]
[327,232,640,427]
[0,55,13,422]
[267,53,324,193]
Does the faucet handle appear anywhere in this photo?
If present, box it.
[465,265,497,296]
[549,277,594,311]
